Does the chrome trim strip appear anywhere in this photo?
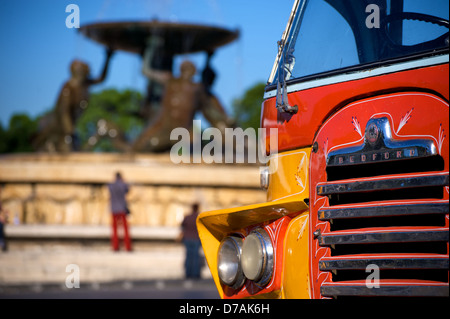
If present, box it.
[317,174,449,196]
[318,202,449,220]
[327,117,438,167]
[319,256,449,270]
[264,55,449,99]
[267,0,303,84]
[320,284,449,297]
[318,229,449,245]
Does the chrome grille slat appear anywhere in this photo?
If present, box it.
[318,228,449,245]
[319,255,449,270]
[320,282,449,297]
[317,173,449,196]
[318,202,448,220]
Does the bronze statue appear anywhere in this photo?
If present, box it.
[33,48,114,152]
[131,42,234,153]
[75,21,238,153]
[199,50,236,133]
[139,36,175,123]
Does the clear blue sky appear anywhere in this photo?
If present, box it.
[0,0,295,127]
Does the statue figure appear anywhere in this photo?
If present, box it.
[33,48,114,152]
[74,20,239,153]
[200,50,236,133]
[139,36,174,123]
[131,39,234,153]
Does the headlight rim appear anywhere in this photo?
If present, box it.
[241,227,274,287]
[217,235,246,290]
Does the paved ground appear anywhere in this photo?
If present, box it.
[0,278,219,299]
[0,239,217,299]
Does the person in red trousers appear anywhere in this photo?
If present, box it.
[108,171,132,252]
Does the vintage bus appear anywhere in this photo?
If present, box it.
[197,0,449,298]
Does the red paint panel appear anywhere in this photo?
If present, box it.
[262,64,449,154]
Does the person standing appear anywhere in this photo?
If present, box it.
[0,202,9,252]
[180,203,202,279]
[108,172,132,252]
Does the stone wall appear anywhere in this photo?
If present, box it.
[0,153,266,227]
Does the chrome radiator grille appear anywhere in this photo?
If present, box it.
[316,173,448,297]
[312,116,449,298]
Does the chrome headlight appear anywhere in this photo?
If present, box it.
[241,228,274,286]
[217,236,245,289]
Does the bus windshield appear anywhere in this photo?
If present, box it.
[271,0,449,84]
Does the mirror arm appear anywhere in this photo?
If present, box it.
[275,40,298,114]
